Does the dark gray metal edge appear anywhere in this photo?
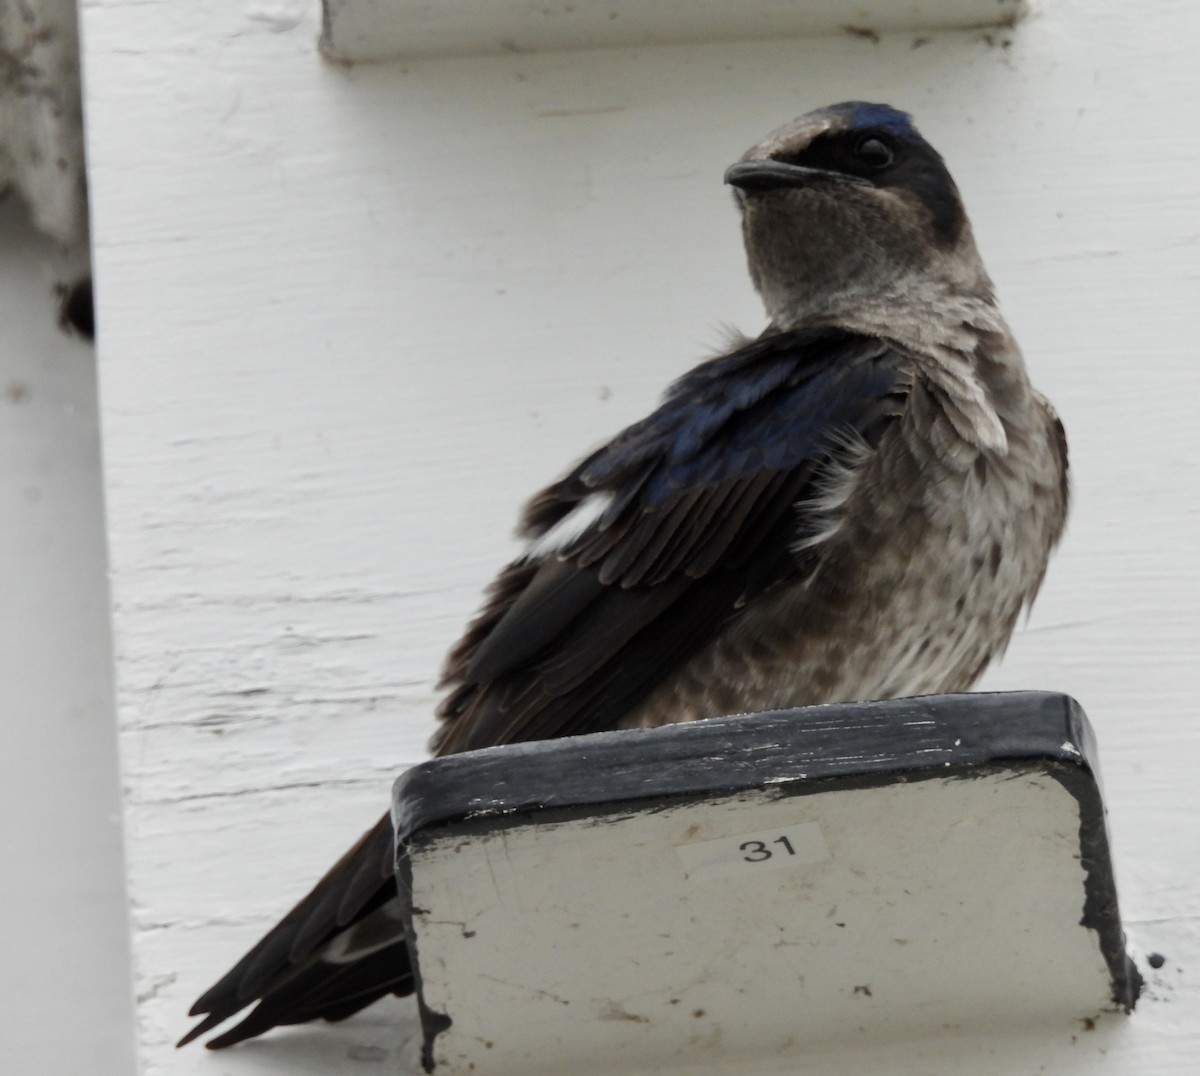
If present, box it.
[1045,757,1144,1011]
[393,691,1091,838]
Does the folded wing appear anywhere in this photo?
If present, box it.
[181,326,907,1047]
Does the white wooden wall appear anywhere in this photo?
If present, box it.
[80,0,1199,1072]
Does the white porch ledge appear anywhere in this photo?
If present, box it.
[321,0,1028,63]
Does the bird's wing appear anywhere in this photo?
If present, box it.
[181,327,906,1049]
[433,327,906,753]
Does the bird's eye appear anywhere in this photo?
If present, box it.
[854,136,895,170]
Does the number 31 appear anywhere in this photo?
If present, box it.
[739,835,796,862]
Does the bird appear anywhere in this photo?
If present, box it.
[179,101,1068,1049]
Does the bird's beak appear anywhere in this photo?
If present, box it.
[724,159,869,192]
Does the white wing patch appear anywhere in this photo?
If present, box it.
[791,428,874,554]
[526,491,614,560]
[324,896,405,965]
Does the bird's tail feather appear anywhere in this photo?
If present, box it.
[178,813,412,1049]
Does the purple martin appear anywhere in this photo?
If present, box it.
[180,102,1068,1048]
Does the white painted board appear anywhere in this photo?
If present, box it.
[413,774,1112,1075]
[321,0,1028,62]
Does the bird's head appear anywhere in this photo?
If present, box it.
[726,103,991,329]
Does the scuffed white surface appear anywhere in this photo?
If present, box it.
[0,198,134,1073]
[415,773,1112,1075]
[321,0,1028,62]
[79,0,1198,1072]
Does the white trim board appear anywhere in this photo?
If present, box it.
[321,0,1028,62]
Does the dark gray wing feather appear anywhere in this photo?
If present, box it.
[434,328,905,752]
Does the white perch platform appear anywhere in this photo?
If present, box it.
[393,691,1138,1076]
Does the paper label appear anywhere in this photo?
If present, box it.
[674,821,830,881]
